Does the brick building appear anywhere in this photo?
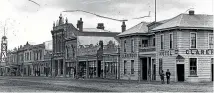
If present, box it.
[51,14,121,78]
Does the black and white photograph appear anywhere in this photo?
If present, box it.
[0,0,213,92]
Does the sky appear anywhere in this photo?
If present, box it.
[0,0,213,50]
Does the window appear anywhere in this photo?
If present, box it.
[169,33,173,49]
[160,35,164,49]
[36,52,38,60]
[27,53,29,60]
[159,58,163,74]
[190,58,197,76]
[124,40,126,52]
[190,33,197,48]
[34,52,36,60]
[211,58,213,64]
[153,37,155,46]
[131,39,134,52]
[209,33,213,48]
[30,52,31,60]
[66,46,69,58]
[40,50,42,60]
[131,60,134,74]
[142,40,148,47]
[124,60,127,74]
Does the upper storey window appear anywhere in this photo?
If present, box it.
[153,37,155,46]
[209,33,213,48]
[169,33,173,49]
[160,34,164,49]
[131,39,134,52]
[190,32,197,48]
[142,40,148,47]
[124,40,126,52]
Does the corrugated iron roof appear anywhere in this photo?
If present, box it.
[152,14,213,31]
[118,22,150,36]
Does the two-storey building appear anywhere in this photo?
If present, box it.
[6,41,52,77]
[51,14,120,79]
[118,21,161,81]
[152,10,213,82]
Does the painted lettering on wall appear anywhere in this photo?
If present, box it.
[159,49,178,56]
[122,53,137,58]
[186,49,213,55]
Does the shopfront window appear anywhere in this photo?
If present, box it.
[124,60,127,74]
[131,60,134,74]
[190,58,197,76]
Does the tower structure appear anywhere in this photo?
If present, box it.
[0,27,8,63]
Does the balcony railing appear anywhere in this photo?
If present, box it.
[139,46,156,52]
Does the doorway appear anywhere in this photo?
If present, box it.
[142,58,147,80]
[177,64,184,81]
[55,60,58,76]
[98,60,101,77]
[211,64,213,81]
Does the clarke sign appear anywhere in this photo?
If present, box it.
[186,49,213,55]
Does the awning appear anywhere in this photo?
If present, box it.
[176,55,185,59]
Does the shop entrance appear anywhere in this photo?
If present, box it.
[98,60,101,77]
[152,59,156,80]
[177,64,184,81]
[211,64,213,81]
[54,60,58,76]
[141,58,147,80]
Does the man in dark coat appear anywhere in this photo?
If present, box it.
[166,69,171,84]
[160,70,164,84]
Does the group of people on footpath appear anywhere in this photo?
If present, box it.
[160,69,171,84]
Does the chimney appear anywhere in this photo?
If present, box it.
[97,23,105,30]
[121,21,126,32]
[77,18,83,31]
[189,10,194,15]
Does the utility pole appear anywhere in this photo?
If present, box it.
[155,0,157,22]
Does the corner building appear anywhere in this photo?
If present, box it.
[118,22,159,81]
[152,10,213,82]
[118,10,213,82]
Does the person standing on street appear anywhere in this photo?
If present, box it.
[160,70,165,84]
[166,69,171,84]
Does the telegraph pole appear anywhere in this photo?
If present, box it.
[155,0,157,22]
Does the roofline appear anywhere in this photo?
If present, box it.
[152,26,213,32]
[118,32,154,38]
